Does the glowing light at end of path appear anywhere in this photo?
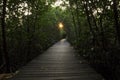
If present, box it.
[59,23,64,29]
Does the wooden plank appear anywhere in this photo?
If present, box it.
[8,39,104,80]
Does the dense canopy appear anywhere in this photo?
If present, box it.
[0,0,120,80]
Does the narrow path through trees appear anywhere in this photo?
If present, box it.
[9,39,103,80]
[1,0,120,80]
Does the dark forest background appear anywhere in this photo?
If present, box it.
[0,0,120,80]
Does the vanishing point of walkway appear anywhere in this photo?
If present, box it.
[9,39,104,80]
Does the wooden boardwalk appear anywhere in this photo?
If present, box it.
[9,39,104,80]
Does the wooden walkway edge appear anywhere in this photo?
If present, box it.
[8,39,104,80]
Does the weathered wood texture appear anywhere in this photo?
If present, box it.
[9,39,104,80]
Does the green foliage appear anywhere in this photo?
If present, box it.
[1,0,120,79]
[0,0,61,72]
[66,0,120,79]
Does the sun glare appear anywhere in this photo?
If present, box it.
[59,23,64,29]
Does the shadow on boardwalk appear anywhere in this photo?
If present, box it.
[9,39,104,80]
